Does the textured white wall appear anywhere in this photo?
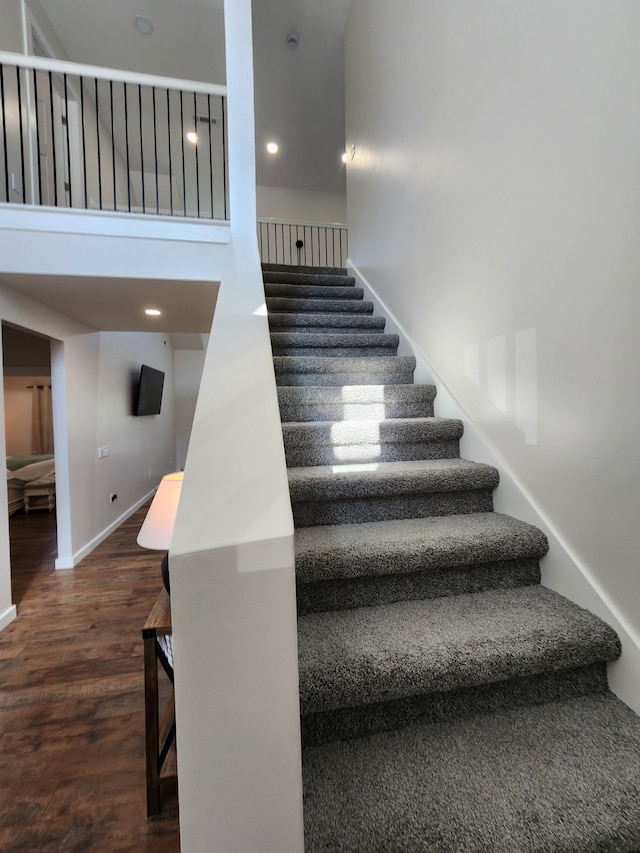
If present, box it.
[345,1,640,659]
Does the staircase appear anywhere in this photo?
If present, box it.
[263,262,640,852]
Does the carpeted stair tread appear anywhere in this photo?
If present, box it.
[262,262,347,276]
[263,270,355,287]
[282,417,462,465]
[266,296,374,315]
[297,585,621,716]
[289,457,499,501]
[268,312,386,333]
[302,692,640,852]
[264,282,363,300]
[289,458,498,526]
[274,355,416,387]
[278,383,436,421]
[294,512,548,584]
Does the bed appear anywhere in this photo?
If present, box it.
[7,455,55,515]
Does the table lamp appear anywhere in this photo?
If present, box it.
[137,471,184,593]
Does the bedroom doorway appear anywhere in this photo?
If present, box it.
[2,324,58,606]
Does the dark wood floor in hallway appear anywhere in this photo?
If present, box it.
[0,506,180,852]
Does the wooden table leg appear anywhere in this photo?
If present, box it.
[144,634,160,817]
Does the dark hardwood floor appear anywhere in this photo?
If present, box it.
[0,506,180,852]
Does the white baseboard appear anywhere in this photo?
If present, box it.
[0,604,17,632]
[348,259,640,714]
[55,490,155,570]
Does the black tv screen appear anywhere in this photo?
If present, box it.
[135,364,165,416]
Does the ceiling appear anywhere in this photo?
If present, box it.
[5,0,350,334]
[0,272,218,334]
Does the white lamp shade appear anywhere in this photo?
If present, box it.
[137,471,184,550]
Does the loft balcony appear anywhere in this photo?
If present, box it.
[0,50,228,220]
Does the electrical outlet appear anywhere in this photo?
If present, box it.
[98,446,109,458]
[109,493,118,503]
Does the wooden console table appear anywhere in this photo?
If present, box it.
[142,587,176,816]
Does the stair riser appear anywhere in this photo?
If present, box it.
[263,271,355,287]
[266,298,374,315]
[271,326,385,335]
[269,316,385,333]
[277,386,437,422]
[292,490,494,527]
[262,262,347,276]
[279,400,435,421]
[285,439,461,467]
[271,332,399,351]
[276,374,415,387]
[297,558,541,615]
[264,284,363,300]
[301,663,609,747]
[273,345,399,358]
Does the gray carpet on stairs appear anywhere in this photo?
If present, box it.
[303,693,640,852]
[262,262,640,852]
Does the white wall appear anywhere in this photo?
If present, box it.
[257,185,347,224]
[345,0,640,699]
[173,348,205,471]
[65,330,176,564]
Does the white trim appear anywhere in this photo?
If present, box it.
[0,604,17,632]
[54,490,155,569]
[0,50,227,97]
[348,259,640,714]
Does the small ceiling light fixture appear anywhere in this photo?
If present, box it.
[145,308,161,316]
[134,15,154,35]
[341,152,348,163]
[186,131,198,144]
[266,141,279,154]
[286,31,299,50]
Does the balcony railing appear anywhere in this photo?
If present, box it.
[0,51,228,219]
[257,218,348,268]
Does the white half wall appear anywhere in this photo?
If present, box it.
[345,0,640,705]
[257,185,347,224]
[170,234,303,853]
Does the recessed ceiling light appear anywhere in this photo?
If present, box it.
[145,308,161,316]
[134,15,154,35]
[341,152,348,163]
[266,141,279,154]
[186,131,198,144]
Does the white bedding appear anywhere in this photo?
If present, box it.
[7,458,56,515]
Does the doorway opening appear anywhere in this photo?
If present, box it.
[2,324,57,607]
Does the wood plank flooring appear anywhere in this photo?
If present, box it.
[0,506,180,852]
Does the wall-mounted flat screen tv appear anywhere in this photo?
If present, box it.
[135,364,165,416]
